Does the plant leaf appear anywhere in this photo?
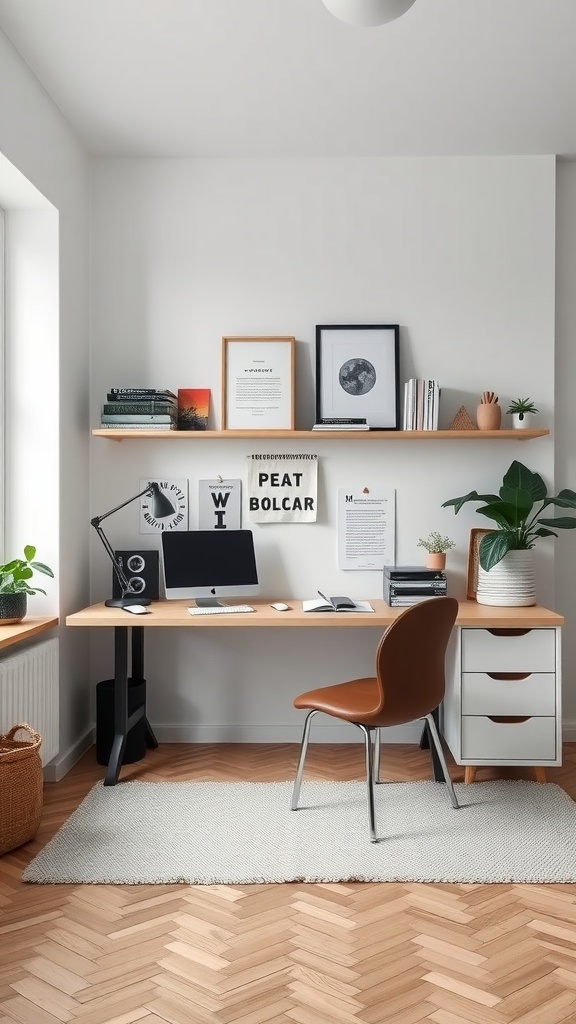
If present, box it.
[477,502,524,529]
[550,490,576,509]
[479,532,513,572]
[502,461,547,502]
[441,491,500,514]
[23,545,36,561]
[30,561,54,578]
[538,516,576,529]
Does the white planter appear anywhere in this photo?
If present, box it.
[511,412,535,429]
[476,550,536,607]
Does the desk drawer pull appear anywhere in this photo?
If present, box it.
[486,672,530,681]
[486,628,531,637]
[488,715,531,724]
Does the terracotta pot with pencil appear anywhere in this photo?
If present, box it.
[476,391,501,430]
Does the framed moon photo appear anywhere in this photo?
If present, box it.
[315,325,400,429]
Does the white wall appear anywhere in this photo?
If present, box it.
[90,156,556,742]
[0,29,91,775]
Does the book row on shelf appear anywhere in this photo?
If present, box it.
[100,388,210,430]
[402,378,440,431]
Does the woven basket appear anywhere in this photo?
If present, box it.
[0,724,43,856]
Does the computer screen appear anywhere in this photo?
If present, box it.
[161,529,260,605]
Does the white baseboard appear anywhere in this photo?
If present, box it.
[43,727,95,782]
[49,721,576,780]
[563,720,576,742]
[152,723,424,744]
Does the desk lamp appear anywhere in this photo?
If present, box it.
[91,482,176,607]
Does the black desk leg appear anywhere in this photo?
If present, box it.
[104,626,129,786]
[420,706,444,782]
[104,625,158,786]
[132,626,158,749]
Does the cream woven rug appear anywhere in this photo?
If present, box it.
[23,779,576,885]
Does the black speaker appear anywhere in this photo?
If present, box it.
[112,550,159,601]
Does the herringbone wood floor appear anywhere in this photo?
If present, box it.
[3,742,576,1024]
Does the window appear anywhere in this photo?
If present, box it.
[0,206,4,560]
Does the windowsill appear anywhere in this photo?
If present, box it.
[0,616,59,652]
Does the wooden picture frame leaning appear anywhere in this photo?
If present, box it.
[466,528,496,600]
[221,336,295,431]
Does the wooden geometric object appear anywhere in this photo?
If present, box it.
[449,405,477,430]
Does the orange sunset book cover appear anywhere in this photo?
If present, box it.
[177,388,210,430]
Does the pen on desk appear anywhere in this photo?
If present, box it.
[318,590,329,603]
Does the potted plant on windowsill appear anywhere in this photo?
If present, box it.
[416,531,455,571]
[442,461,576,606]
[506,397,539,429]
[0,546,54,624]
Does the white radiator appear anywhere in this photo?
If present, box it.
[0,639,59,766]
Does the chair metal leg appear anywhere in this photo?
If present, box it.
[373,727,381,783]
[424,713,459,809]
[291,710,319,810]
[357,723,378,842]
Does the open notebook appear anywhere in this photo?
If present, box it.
[303,593,374,613]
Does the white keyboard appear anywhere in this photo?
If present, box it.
[187,604,255,616]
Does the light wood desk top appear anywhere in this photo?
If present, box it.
[66,600,564,629]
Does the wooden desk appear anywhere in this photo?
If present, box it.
[67,600,564,785]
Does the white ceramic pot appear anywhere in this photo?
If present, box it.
[511,412,534,430]
[476,550,536,607]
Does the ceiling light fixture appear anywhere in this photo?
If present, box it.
[321,0,417,27]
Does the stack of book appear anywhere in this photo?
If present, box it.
[100,388,178,429]
[402,379,440,430]
[383,565,447,607]
[312,418,370,431]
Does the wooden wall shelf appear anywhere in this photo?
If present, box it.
[92,428,549,442]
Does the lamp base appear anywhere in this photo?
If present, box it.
[105,597,152,608]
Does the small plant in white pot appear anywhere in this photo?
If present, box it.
[417,531,455,570]
[0,545,54,623]
[506,397,538,429]
[442,461,576,606]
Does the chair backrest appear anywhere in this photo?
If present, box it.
[370,597,459,727]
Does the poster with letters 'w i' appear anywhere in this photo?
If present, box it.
[247,454,318,523]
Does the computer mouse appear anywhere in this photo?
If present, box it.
[123,605,151,614]
[271,602,290,612]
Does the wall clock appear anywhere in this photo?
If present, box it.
[139,478,188,533]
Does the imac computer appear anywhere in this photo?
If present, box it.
[161,529,259,606]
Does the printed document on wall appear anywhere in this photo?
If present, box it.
[338,488,396,570]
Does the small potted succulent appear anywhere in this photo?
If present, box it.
[506,397,538,429]
[417,531,455,570]
[0,545,54,623]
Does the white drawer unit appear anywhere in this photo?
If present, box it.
[443,623,562,768]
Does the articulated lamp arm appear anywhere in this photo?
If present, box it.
[90,483,164,607]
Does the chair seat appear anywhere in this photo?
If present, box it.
[291,598,460,841]
[294,677,380,722]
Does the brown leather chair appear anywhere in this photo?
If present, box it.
[291,597,460,842]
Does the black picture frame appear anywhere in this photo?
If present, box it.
[315,324,400,430]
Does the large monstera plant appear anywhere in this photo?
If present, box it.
[442,461,576,572]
